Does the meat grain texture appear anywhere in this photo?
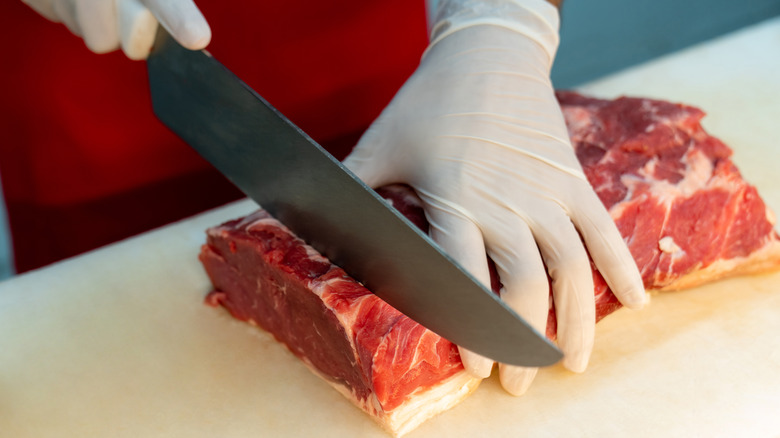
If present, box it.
[199,92,780,436]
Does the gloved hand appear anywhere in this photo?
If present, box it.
[343,0,646,395]
[21,0,210,60]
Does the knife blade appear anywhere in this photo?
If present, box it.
[146,28,561,367]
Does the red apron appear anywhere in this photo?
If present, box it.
[0,1,428,273]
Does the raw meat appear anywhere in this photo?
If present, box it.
[544,92,780,337]
[552,91,780,335]
[199,196,479,437]
[558,91,780,288]
[199,92,780,436]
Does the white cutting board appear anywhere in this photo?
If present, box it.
[2,17,779,438]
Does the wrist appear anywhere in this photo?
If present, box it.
[428,0,561,63]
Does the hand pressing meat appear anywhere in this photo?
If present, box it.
[343,0,647,395]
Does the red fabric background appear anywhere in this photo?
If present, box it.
[0,1,428,272]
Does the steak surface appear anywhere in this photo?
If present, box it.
[200,204,464,416]
[547,91,780,335]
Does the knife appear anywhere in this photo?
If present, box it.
[146,28,561,367]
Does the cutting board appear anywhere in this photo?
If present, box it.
[2,17,779,438]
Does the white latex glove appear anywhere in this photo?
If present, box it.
[22,0,210,60]
[343,0,646,396]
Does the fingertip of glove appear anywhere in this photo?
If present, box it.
[562,352,589,373]
[620,283,648,310]
[625,292,649,310]
[84,38,120,55]
[606,267,647,310]
[123,46,150,61]
[177,21,211,50]
[459,348,494,379]
[499,366,538,396]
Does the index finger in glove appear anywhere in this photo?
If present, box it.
[74,0,120,53]
[140,0,210,50]
[571,186,646,309]
[117,0,158,60]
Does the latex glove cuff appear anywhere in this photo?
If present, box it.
[429,0,560,64]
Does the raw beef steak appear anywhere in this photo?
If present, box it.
[538,91,780,338]
[199,92,780,436]
[199,190,479,437]
[553,91,780,330]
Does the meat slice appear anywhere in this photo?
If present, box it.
[199,203,479,437]
[199,92,780,436]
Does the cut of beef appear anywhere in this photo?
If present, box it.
[199,205,479,437]
[199,92,780,436]
[547,91,780,337]
[556,91,780,323]
[559,91,780,288]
